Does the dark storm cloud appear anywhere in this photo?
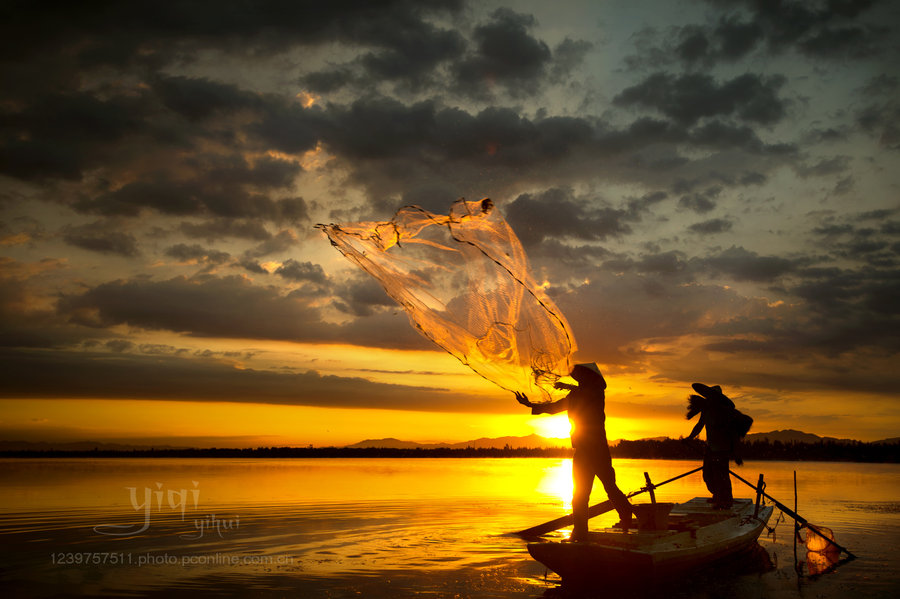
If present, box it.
[0,91,147,182]
[678,186,722,214]
[558,238,900,375]
[505,188,634,246]
[698,246,796,282]
[549,38,594,82]
[791,267,900,326]
[600,252,690,281]
[1,74,314,221]
[0,218,39,245]
[243,230,300,258]
[0,347,501,412]
[744,0,883,58]
[318,98,438,160]
[739,171,767,186]
[180,218,273,242]
[304,15,466,92]
[630,0,884,68]
[1,0,896,426]
[78,155,303,218]
[332,277,396,317]
[399,184,463,214]
[61,221,140,257]
[238,258,269,274]
[453,8,551,97]
[3,45,796,225]
[613,73,788,126]
[1,2,463,221]
[274,259,328,283]
[831,176,854,196]
[793,155,852,178]
[152,75,263,121]
[713,16,765,59]
[53,272,428,350]
[688,218,733,235]
[298,97,795,206]
[0,1,464,83]
[856,103,900,150]
[137,343,187,356]
[307,97,596,168]
[58,275,328,341]
[644,18,765,68]
[701,264,900,360]
[687,121,787,153]
[811,218,900,267]
[0,258,102,350]
[164,243,231,264]
[333,308,433,350]
[855,75,900,151]
[634,251,688,276]
[557,271,750,364]
[105,339,134,353]
[673,26,711,64]
[525,239,614,269]
[251,100,327,156]
[304,7,590,98]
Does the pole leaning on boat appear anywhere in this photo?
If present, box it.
[730,469,855,559]
[515,466,703,538]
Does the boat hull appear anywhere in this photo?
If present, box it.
[527,497,774,586]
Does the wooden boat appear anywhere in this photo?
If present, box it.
[527,497,774,586]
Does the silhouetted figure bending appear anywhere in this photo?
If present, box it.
[686,383,753,509]
[516,363,632,540]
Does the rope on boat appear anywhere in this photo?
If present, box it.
[766,509,785,539]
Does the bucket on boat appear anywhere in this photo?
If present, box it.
[632,502,674,531]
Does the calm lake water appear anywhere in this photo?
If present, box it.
[0,457,897,598]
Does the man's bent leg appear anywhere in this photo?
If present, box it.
[571,451,594,540]
[596,465,632,527]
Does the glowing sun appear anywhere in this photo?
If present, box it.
[531,413,572,439]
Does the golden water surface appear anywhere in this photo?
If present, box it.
[1,458,897,598]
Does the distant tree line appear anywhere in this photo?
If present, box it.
[2,438,898,462]
[612,438,900,463]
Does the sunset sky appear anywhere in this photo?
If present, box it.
[1,0,898,447]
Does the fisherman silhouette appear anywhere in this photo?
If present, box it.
[515,363,632,540]
[685,383,753,509]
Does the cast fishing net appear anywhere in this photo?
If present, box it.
[317,198,576,399]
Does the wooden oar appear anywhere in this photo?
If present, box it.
[730,469,856,558]
[515,466,702,538]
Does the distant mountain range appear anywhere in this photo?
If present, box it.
[344,433,570,450]
[744,429,848,444]
[1,429,897,452]
[346,429,900,449]
[344,429,900,449]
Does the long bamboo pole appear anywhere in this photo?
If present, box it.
[515,466,702,538]
[730,469,855,558]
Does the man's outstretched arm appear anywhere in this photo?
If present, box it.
[514,392,567,415]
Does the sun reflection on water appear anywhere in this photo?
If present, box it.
[534,459,573,509]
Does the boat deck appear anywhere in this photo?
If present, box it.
[577,498,757,544]
[526,497,773,585]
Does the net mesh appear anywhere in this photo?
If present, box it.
[317,198,577,399]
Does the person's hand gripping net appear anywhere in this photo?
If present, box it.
[514,392,535,408]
